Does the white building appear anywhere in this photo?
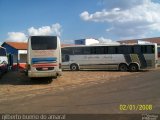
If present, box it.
[75,38,99,45]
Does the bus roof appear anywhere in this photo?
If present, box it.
[62,43,157,48]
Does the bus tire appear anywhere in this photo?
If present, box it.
[53,75,57,79]
[70,64,79,71]
[25,70,28,76]
[129,63,139,72]
[119,63,128,71]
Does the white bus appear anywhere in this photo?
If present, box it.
[0,47,8,76]
[26,36,62,78]
[62,44,157,72]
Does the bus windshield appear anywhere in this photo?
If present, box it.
[0,48,6,56]
[31,36,57,50]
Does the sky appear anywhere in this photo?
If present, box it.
[0,0,160,44]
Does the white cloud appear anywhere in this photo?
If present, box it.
[80,0,160,39]
[99,37,112,42]
[6,32,27,42]
[98,37,119,44]
[80,11,90,21]
[6,23,62,42]
[98,0,150,10]
[28,23,62,36]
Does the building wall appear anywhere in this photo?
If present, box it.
[19,54,27,63]
[18,50,27,63]
[75,39,85,45]
[2,43,18,63]
[2,43,18,55]
[2,43,27,70]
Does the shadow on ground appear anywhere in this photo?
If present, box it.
[63,69,149,72]
[0,71,54,85]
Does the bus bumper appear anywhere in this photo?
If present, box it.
[28,71,62,78]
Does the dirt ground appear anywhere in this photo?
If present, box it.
[0,70,136,102]
[1,69,160,114]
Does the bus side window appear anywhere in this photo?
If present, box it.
[73,47,83,55]
[84,47,91,54]
[62,54,70,62]
[117,46,124,54]
[126,46,132,54]
[62,48,73,55]
[130,46,134,54]
[108,46,116,54]
[91,47,96,54]
[151,45,155,53]
[140,45,154,54]
[158,47,160,57]
[65,55,69,61]
[95,47,105,54]
[141,45,145,53]
[146,45,154,53]
[104,46,108,54]
[133,45,141,54]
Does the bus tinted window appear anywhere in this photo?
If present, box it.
[96,47,105,54]
[74,47,83,54]
[90,47,105,54]
[0,48,6,56]
[62,48,73,54]
[146,45,154,53]
[108,46,116,54]
[117,46,126,54]
[104,46,108,54]
[140,45,154,53]
[117,46,133,54]
[31,36,57,50]
[90,47,96,54]
[133,45,141,53]
[84,47,91,54]
[141,45,146,53]
[158,47,160,57]
[125,46,132,54]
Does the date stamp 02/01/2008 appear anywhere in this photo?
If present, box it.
[119,104,153,111]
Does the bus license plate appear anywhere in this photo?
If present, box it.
[42,68,48,70]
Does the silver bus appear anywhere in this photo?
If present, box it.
[62,44,157,72]
[27,36,62,78]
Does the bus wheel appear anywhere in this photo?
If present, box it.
[70,64,79,71]
[129,64,138,72]
[119,64,128,71]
